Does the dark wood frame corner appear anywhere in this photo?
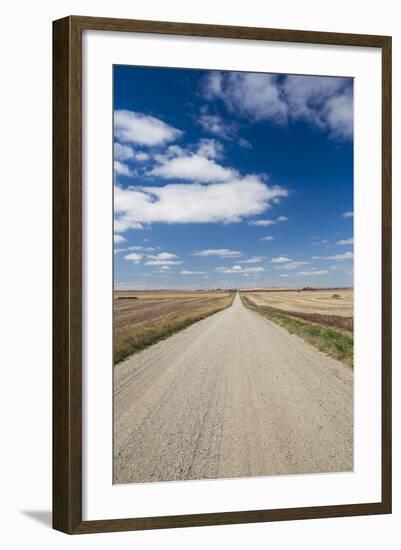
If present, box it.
[53,15,392,534]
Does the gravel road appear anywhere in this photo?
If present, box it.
[114,293,353,484]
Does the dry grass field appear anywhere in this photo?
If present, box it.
[244,289,353,318]
[114,290,234,363]
[241,289,354,367]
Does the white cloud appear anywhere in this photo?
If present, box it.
[198,108,251,148]
[249,215,287,226]
[114,137,288,232]
[271,257,291,263]
[197,103,241,140]
[241,257,265,264]
[275,261,309,270]
[205,72,288,123]
[146,252,177,261]
[114,143,135,161]
[114,142,150,163]
[114,110,182,146]
[283,76,353,139]
[115,245,158,254]
[312,251,353,261]
[114,234,126,244]
[295,270,329,276]
[124,252,143,263]
[279,274,289,278]
[249,219,276,227]
[151,153,236,182]
[312,238,329,246]
[198,110,236,139]
[124,250,183,267]
[136,152,149,161]
[204,73,224,97]
[145,260,183,266]
[261,235,274,241]
[337,238,354,245]
[193,249,241,258]
[239,138,251,149]
[159,145,186,159]
[283,76,342,118]
[196,138,224,159]
[181,270,206,275]
[204,72,353,140]
[114,176,287,229]
[114,160,132,176]
[324,91,353,140]
[216,265,265,274]
[342,211,354,218]
[325,251,353,261]
[114,218,143,232]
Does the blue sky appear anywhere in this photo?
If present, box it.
[113,66,353,290]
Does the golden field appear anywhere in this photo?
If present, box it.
[243,289,353,318]
[114,290,234,363]
[241,289,354,366]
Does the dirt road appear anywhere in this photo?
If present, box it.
[114,293,353,484]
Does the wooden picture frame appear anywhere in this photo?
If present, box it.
[53,15,392,534]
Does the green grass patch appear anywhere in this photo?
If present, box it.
[242,296,353,367]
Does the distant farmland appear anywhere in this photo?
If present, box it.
[244,289,353,327]
[114,290,234,363]
[241,289,353,366]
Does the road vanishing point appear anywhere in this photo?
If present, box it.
[114,293,353,484]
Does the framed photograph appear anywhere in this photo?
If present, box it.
[53,16,392,534]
